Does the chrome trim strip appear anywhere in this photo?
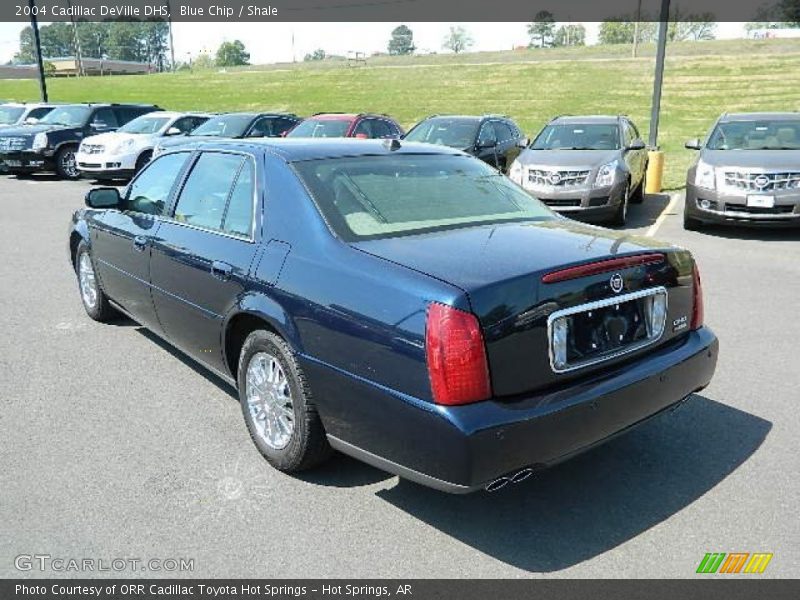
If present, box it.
[547,286,668,374]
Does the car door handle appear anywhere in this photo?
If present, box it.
[133,236,148,252]
[211,261,233,280]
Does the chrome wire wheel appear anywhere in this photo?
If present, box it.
[60,149,78,178]
[78,252,98,310]
[245,352,295,450]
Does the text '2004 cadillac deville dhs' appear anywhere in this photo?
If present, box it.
[68,138,718,493]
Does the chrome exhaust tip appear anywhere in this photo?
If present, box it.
[485,477,510,493]
[510,467,534,484]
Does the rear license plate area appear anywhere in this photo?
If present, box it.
[548,287,668,373]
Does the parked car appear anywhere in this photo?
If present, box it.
[152,112,300,158]
[0,102,56,129]
[684,112,800,229]
[75,111,210,181]
[286,113,403,139]
[0,103,159,179]
[403,114,526,172]
[69,139,717,494]
[507,115,648,226]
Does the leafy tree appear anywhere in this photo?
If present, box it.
[304,49,327,61]
[216,40,250,67]
[599,20,656,44]
[666,9,717,41]
[553,24,586,47]
[527,12,556,48]
[191,53,216,70]
[388,25,415,55]
[442,26,474,54]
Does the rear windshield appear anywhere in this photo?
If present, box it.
[706,120,800,150]
[532,123,620,150]
[293,154,554,241]
[404,118,480,149]
[0,106,25,125]
[189,114,252,137]
[288,119,352,138]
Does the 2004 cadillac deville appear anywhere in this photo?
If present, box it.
[68,139,718,493]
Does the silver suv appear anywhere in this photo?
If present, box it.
[507,115,648,226]
[684,112,800,229]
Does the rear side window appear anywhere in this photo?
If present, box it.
[293,154,554,241]
[125,152,190,215]
[173,152,253,236]
[223,159,255,237]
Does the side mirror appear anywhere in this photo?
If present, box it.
[626,138,646,151]
[685,138,702,150]
[478,139,497,149]
[165,126,182,136]
[517,137,530,148]
[85,187,121,209]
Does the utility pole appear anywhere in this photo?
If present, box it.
[167,1,176,71]
[28,0,48,101]
[648,0,670,149]
[632,0,642,58]
[66,0,84,76]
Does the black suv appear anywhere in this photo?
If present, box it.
[403,114,526,172]
[0,103,159,179]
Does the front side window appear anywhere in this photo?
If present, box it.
[125,152,190,215]
[494,121,515,143]
[404,118,480,149]
[38,105,91,127]
[293,154,554,241]
[532,123,620,150]
[706,119,800,150]
[189,114,253,138]
[27,107,54,121]
[92,108,119,129]
[477,122,498,145]
[173,152,247,232]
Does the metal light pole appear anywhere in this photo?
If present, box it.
[648,0,670,149]
[28,0,48,101]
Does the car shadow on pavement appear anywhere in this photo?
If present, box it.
[693,225,800,242]
[376,394,771,572]
[618,193,671,231]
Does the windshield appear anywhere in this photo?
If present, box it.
[293,154,554,241]
[532,123,620,150]
[404,118,480,149]
[706,120,800,150]
[0,106,25,125]
[119,115,170,134]
[189,114,252,137]
[39,106,91,127]
[287,118,352,138]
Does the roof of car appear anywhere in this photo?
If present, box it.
[185,138,465,162]
[551,115,621,124]
[212,111,297,119]
[720,112,800,122]
[139,110,211,119]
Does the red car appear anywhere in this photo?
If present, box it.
[286,113,404,139]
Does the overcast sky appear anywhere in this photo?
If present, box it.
[0,22,747,65]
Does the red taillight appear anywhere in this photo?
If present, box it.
[425,303,491,406]
[542,253,665,284]
[691,263,704,330]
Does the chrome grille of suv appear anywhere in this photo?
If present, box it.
[528,169,591,188]
[0,137,27,152]
[81,144,105,155]
[723,171,800,192]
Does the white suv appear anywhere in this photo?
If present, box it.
[76,111,209,180]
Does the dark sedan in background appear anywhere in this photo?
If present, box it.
[403,114,526,173]
[69,139,717,493]
[684,112,800,229]
[152,112,300,157]
[507,115,648,226]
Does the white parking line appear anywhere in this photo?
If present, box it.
[646,192,681,238]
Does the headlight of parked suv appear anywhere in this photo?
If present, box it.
[508,160,524,185]
[111,139,135,155]
[694,159,715,189]
[594,159,618,187]
[32,133,48,151]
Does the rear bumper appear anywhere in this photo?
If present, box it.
[686,183,800,227]
[303,326,719,493]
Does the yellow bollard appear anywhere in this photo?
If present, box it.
[645,150,664,194]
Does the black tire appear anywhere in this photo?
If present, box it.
[55,145,80,179]
[609,182,630,226]
[630,168,647,204]
[134,150,152,174]
[74,241,116,321]
[237,330,332,472]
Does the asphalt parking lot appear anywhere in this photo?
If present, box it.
[1,175,798,578]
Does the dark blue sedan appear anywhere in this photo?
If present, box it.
[69,139,718,493]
